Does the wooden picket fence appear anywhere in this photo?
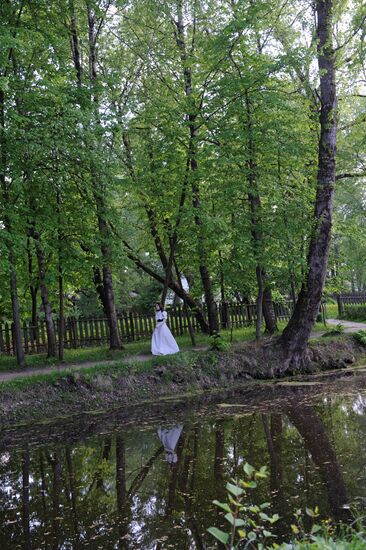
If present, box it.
[0,301,294,356]
[336,292,366,317]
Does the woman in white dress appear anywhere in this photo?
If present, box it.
[151,302,179,356]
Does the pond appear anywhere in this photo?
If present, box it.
[1,373,366,549]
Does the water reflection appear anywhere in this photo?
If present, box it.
[1,387,366,549]
[157,425,183,464]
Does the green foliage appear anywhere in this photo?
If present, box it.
[0,0,365,355]
[208,463,366,550]
[354,330,366,346]
[325,324,345,336]
[208,462,279,549]
[344,306,366,322]
[209,331,230,352]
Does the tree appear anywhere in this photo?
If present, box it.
[279,0,338,366]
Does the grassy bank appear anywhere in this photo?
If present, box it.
[0,321,331,372]
[0,332,365,427]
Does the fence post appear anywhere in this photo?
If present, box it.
[222,302,229,329]
[336,294,344,319]
[129,311,135,342]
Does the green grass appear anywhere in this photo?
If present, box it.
[0,320,333,373]
[0,349,216,392]
[325,302,339,319]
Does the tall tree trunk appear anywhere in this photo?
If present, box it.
[280,0,337,366]
[57,189,64,361]
[93,266,107,314]
[27,237,39,335]
[0,88,25,367]
[9,248,26,365]
[68,1,122,349]
[87,5,122,350]
[262,283,278,335]
[174,1,218,334]
[245,90,264,339]
[58,265,64,361]
[97,208,121,349]
[33,229,56,358]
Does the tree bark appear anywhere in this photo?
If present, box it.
[26,237,39,336]
[57,188,64,360]
[262,283,278,335]
[245,90,264,339]
[97,213,122,349]
[280,0,337,366]
[0,88,25,366]
[174,1,218,334]
[32,228,56,358]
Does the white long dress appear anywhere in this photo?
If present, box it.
[151,310,179,356]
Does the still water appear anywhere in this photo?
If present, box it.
[1,375,366,549]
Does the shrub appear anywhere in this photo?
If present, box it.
[344,305,366,322]
[323,324,345,337]
[209,331,229,352]
[208,463,366,550]
[354,330,366,346]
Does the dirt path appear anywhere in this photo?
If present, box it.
[326,318,366,330]
[311,318,366,338]
[0,345,208,383]
[1,319,365,384]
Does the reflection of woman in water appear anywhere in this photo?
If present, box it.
[157,425,183,464]
[151,303,179,356]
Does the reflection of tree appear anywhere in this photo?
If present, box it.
[166,431,185,515]
[287,405,352,522]
[179,425,204,550]
[21,446,31,550]
[87,437,112,494]
[65,446,80,543]
[262,413,290,533]
[116,434,130,550]
[51,449,62,550]
[262,414,284,501]
[214,421,225,502]
[127,443,164,498]
[39,450,47,520]
[97,438,112,490]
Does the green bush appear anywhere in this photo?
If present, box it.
[354,330,366,346]
[323,324,345,337]
[209,331,229,352]
[208,463,366,550]
[344,305,366,322]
